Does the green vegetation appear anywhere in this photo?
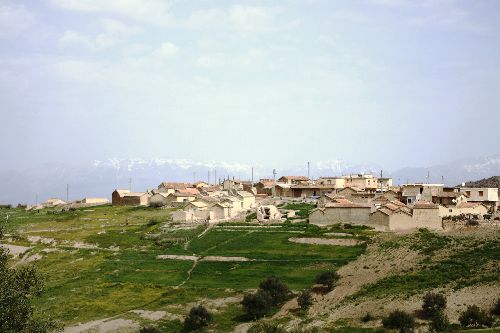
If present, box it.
[353,230,500,299]
[282,203,316,220]
[422,292,447,318]
[297,289,313,310]
[182,305,213,332]
[1,205,365,332]
[316,270,340,292]
[382,310,415,333]
[459,305,493,328]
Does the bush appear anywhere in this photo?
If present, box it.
[459,305,493,328]
[248,321,286,333]
[492,298,500,316]
[140,326,162,333]
[242,290,273,319]
[422,292,447,318]
[183,305,213,332]
[429,310,450,332]
[297,290,313,310]
[362,313,374,322]
[259,276,291,305]
[316,271,340,292]
[382,310,415,333]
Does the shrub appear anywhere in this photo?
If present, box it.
[459,305,493,328]
[248,321,286,333]
[242,290,273,319]
[183,305,213,332]
[382,310,415,333]
[422,292,447,318]
[259,276,291,305]
[147,217,162,226]
[140,326,162,333]
[297,290,313,310]
[429,310,450,332]
[362,313,374,322]
[492,298,500,316]
[316,271,340,292]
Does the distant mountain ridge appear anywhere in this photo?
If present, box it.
[1,155,500,205]
[463,176,500,188]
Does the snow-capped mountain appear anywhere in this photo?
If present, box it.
[1,155,500,205]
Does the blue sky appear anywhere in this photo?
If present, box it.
[1,0,500,171]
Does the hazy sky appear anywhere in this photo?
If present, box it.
[1,0,500,171]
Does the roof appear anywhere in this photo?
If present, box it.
[123,192,149,197]
[169,192,195,197]
[456,202,487,209]
[158,182,191,190]
[432,191,463,198]
[279,176,310,181]
[212,202,232,208]
[324,200,370,208]
[338,186,363,193]
[236,191,254,198]
[187,201,208,208]
[413,201,438,209]
[180,188,200,195]
[114,189,130,197]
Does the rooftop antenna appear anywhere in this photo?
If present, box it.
[307,161,310,181]
[272,169,277,197]
[426,171,430,183]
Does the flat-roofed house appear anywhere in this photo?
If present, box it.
[401,184,444,205]
[432,191,467,206]
[459,187,498,211]
[210,202,233,220]
[278,176,310,185]
[81,198,109,205]
[316,177,345,188]
[235,191,256,209]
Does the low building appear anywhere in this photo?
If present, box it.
[278,176,310,185]
[439,202,489,217]
[112,190,150,206]
[401,184,444,205]
[44,198,67,206]
[81,198,109,205]
[165,193,196,204]
[369,202,413,231]
[149,193,169,207]
[458,187,498,211]
[309,201,371,226]
[431,191,467,206]
[411,201,442,230]
[316,177,345,188]
[235,191,256,209]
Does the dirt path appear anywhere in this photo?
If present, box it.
[175,259,199,289]
[288,237,363,246]
[63,317,139,333]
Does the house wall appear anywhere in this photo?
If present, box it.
[438,205,488,217]
[459,188,499,202]
[149,194,168,206]
[309,207,371,226]
[82,198,109,204]
[316,178,345,188]
[368,211,391,231]
[388,211,415,231]
[412,208,442,230]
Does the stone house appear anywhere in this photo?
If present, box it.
[112,190,150,206]
[411,201,442,230]
[81,198,109,205]
[309,201,371,226]
[431,191,467,206]
[148,193,169,207]
[165,193,196,204]
[438,202,489,217]
[459,187,498,211]
[401,184,444,205]
[234,191,256,209]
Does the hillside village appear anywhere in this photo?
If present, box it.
[19,172,500,232]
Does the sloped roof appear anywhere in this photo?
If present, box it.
[433,191,463,198]
[236,191,254,198]
[279,176,309,181]
[324,200,370,208]
[413,201,438,209]
[456,202,487,209]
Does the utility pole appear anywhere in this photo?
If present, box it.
[272,169,277,197]
[214,170,217,186]
[441,175,444,185]
[208,170,210,185]
[193,172,196,183]
[307,161,310,181]
[380,169,383,192]
[426,171,430,183]
[35,194,38,206]
[66,184,69,202]
[129,178,132,191]
[251,167,254,185]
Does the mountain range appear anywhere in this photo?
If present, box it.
[1,155,500,205]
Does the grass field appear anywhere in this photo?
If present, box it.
[1,205,367,331]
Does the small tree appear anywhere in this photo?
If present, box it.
[259,276,291,305]
[459,305,493,328]
[297,290,313,310]
[429,310,450,332]
[361,313,374,323]
[242,291,273,319]
[492,298,500,316]
[316,271,340,292]
[382,310,415,333]
[183,305,213,332]
[422,293,447,318]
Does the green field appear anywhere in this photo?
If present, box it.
[1,205,367,331]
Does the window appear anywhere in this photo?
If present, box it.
[466,191,471,197]
[479,191,484,197]
[449,209,453,213]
